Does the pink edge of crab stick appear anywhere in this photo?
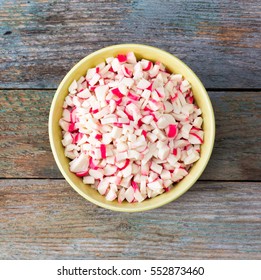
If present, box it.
[167,124,178,138]
[76,170,89,177]
[131,181,139,191]
[117,54,127,63]
[111,88,124,98]
[190,132,204,143]
[100,144,106,159]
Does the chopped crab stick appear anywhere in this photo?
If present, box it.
[60,52,204,203]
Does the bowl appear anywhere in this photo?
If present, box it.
[49,44,215,212]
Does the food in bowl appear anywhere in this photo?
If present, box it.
[59,52,204,203]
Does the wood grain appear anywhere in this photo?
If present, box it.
[0,0,260,89]
[0,90,260,180]
[0,179,260,259]
[1,0,260,262]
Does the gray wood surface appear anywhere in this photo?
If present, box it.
[0,179,260,259]
[0,90,260,180]
[0,0,260,260]
[0,0,260,89]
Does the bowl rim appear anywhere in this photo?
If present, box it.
[49,43,215,212]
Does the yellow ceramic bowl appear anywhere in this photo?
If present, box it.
[49,44,215,212]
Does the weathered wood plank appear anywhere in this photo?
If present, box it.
[201,91,261,181]
[1,90,260,180]
[0,179,260,259]
[0,0,260,89]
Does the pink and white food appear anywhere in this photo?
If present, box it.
[59,52,203,203]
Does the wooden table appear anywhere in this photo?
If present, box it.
[0,0,260,259]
